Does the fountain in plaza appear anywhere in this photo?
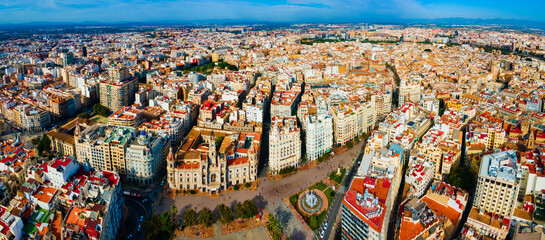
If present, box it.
[305,191,319,208]
[299,189,326,215]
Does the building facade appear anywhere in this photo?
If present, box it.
[125,131,169,184]
[167,128,261,193]
[303,114,333,161]
[269,116,301,173]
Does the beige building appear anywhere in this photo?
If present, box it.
[269,116,301,173]
[167,127,261,194]
[487,127,506,149]
[99,67,138,111]
[330,101,376,145]
[78,126,135,175]
[47,117,97,156]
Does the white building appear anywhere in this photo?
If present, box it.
[45,155,80,188]
[125,131,169,184]
[269,116,301,173]
[405,156,435,198]
[304,114,333,161]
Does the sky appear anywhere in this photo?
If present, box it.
[0,0,543,24]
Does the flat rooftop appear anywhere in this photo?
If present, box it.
[479,150,519,182]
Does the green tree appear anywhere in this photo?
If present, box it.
[41,133,51,152]
[159,211,175,238]
[36,141,45,156]
[445,165,476,191]
[346,141,354,148]
[142,212,175,240]
[289,194,298,206]
[198,207,215,227]
[170,205,178,221]
[218,204,234,225]
[31,137,40,146]
[183,209,197,227]
[93,103,111,117]
[77,112,92,119]
[309,216,319,230]
[235,203,245,219]
[142,214,161,240]
[266,214,284,240]
[242,200,258,219]
[438,98,445,116]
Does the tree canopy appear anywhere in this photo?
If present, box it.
[198,207,215,227]
[183,209,197,227]
[235,200,258,219]
[445,165,476,191]
[142,212,176,240]
[93,103,111,117]
[218,204,234,224]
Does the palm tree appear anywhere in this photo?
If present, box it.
[170,204,178,221]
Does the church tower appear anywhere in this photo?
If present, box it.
[528,130,536,150]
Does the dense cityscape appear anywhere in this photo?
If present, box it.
[0,22,545,240]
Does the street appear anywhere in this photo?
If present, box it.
[319,139,366,240]
[122,195,153,240]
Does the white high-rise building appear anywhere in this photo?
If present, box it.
[269,116,301,173]
[304,114,333,161]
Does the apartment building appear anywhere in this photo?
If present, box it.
[88,127,135,175]
[269,116,301,173]
[399,80,421,105]
[139,115,186,146]
[331,101,376,145]
[405,155,435,198]
[242,87,268,123]
[74,124,106,165]
[270,91,300,118]
[303,114,333,161]
[342,148,402,240]
[43,155,80,188]
[5,104,51,131]
[474,150,521,218]
[99,68,138,111]
[331,104,359,145]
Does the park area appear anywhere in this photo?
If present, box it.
[287,179,338,230]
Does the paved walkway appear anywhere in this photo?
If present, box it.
[176,222,269,240]
[156,141,363,239]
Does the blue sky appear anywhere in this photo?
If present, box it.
[0,0,543,24]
